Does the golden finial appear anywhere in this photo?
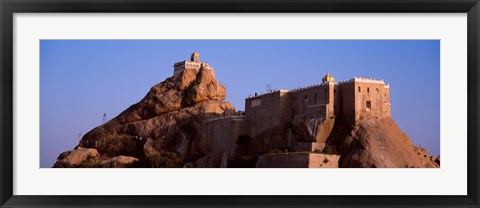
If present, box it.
[322,73,335,84]
[191,51,200,62]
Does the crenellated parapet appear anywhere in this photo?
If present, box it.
[173,60,202,77]
[347,77,390,88]
[173,52,208,78]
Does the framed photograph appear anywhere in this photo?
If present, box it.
[1,0,479,207]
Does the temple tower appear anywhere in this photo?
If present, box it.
[322,73,336,118]
[173,52,203,78]
[191,51,200,62]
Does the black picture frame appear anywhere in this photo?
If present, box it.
[1,0,479,207]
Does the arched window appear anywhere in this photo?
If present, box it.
[358,86,361,92]
[367,88,370,93]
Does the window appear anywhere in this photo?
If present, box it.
[385,93,387,97]
[366,101,371,111]
[367,87,370,93]
[304,95,308,101]
[376,88,379,94]
[358,86,361,92]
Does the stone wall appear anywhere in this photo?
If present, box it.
[228,76,391,159]
[173,61,202,78]
[288,84,331,119]
[340,81,356,119]
[353,81,390,122]
[245,90,288,138]
[255,152,340,168]
[207,116,246,153]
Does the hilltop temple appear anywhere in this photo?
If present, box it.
[174,52,392,157]
[173,51,203,78]
[54,52,439,169]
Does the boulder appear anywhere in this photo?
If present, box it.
[175,67,199,90]
[54,148,100,167]
[101,156,139,168]
[292,116,335,143]
[184,66,226,106]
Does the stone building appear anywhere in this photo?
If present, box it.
[173,51,203,78]
[207,75,390,154]
[243,74,391,132]
[238,73,390,154]
[174,53,391,155]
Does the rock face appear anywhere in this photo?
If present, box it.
[292,116,335,144]
[53,64,234,168]
[336,118,439,168]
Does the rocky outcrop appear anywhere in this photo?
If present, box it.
[184,64,226,105]
[54,63,234,168]
[101,156,139,168]
[435,155,440,165]
[292,116,335,144]
[337,118,439,168]
[54,148,100,167]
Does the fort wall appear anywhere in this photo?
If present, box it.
[288,84,330,119]
[207,116,246,153]
[245,90,288,138]
[352,79,391,121]
[340,81,356,119]
[235,76,390,155]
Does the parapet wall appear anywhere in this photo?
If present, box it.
[173,61,202,77]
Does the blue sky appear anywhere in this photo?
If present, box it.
[40,40,440,168]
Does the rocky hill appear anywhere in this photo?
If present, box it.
[54,63,235,168]
[53,59,439,168]
[330,117,439,168]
